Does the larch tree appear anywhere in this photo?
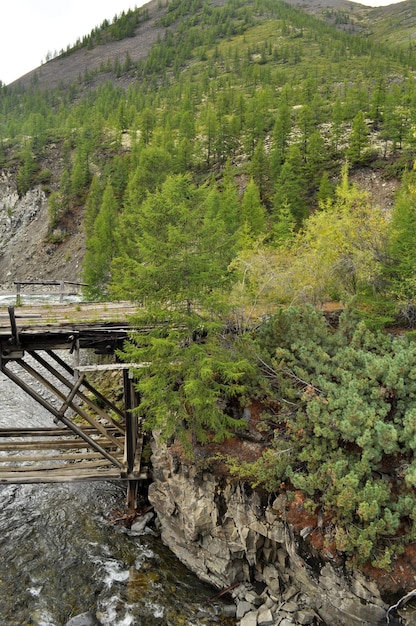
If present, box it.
[114,173,252,452]
[240,178,267,238]
[83,180,119,299]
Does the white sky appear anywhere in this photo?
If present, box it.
[0,0,407,86]
[0,1,147,85]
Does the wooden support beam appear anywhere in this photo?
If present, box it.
[0,451,118,463]
[8,306,20,347]
[16,357,124,450]
[0,362,124,469]
[124,368,141,510]
[46,350,125,424]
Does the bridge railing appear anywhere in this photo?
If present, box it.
[14,280,87,305]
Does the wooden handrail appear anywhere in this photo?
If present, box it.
[13,280,88,304]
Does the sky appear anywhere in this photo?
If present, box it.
[0,0,407,86]
[0,1,148,85]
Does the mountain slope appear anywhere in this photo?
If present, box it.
[0,0,415,291]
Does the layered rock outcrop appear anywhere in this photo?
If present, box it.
[148,438,389,626]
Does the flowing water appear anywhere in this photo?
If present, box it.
[0,370,234,626]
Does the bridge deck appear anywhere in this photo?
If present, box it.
[0,303,148,500]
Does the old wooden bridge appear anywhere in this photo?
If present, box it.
[0,300,148,509]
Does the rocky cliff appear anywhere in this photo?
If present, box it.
[0,163,84,289]
[148,437,393,626]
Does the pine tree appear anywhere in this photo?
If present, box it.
[306,130,326,186]
[273,145,307,225]
[270,102,291,179]
[386,171,416,308]
[84,175,103,239]
[317,171,333,207]
[346,110,370,165]
[250,141,271,206]
[241,178,267,238]
[71,148,91,203]
[16,142,37,196]
[83,181,119,299]
[111,173,232,309]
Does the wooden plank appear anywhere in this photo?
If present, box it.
[0,427,121,437]
[76,363,147,372]
[0,468,150,484]
[0,459,123,472]
[0,451,117,462]
[0,438,123,451]
[0,469,123,483]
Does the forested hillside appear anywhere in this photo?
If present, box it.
[2,0,416,582]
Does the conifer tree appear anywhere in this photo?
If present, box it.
[84,175,103,239]
[217,160,241,236]
[346,110,370,165]
[112,173,232,308]
[17,142,37,196]
[270,102,291,179]
[273,203,296,245]
[273,145,307,225]
[306,130,326,186]
[83,181,119,299]
[71,148,91,203]
[115,174,252,450]
[386,171,416,311]
[250,141,271,206]
[240,178,267,238]
[317,171,333,206]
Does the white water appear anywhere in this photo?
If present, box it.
[0,370,233,625]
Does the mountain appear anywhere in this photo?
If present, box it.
[4,0,416,587]
[0,0,415,292]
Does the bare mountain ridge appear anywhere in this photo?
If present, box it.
[11,0,167,91]
[9,0,412,92]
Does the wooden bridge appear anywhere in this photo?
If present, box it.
[0,301,148,509]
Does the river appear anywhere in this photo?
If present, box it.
[0,368,234,626]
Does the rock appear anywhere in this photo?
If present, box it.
[240,610,258,626]
[257,607,274,625]
[262,564,280,596]
[282,600,298,613]
[237,600,255,619]
[245,589,263,606]
[294,609,317,625]
[130,511,154,535]
[148,437,390,626]
[65,612,102,626]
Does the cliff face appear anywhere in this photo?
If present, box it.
[148,438,389,626]
[0,164,84,289]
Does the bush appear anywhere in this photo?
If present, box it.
[229,306,416,568]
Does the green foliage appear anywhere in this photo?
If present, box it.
[228,305,416,567]
[3,0,416,573]
[111,173,235,310]
[119,311,253,453]
[346,110,370,165]
[385,170,416,319]
[240,178,267,238]
[16,143,38,196]
[83,180,119,299]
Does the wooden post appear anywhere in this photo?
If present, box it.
[59,280,65,303]
[123,368,139,511]
[8,306,20,348]
[15,283,21,306]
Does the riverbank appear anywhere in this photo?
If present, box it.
[148,435,412,626]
